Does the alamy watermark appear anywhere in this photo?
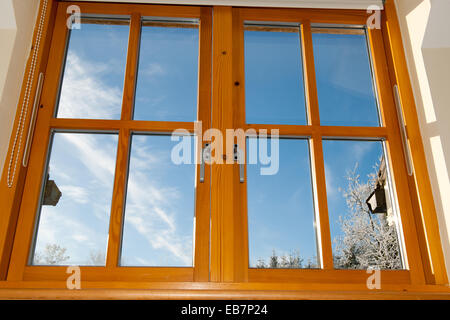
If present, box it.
[66,265,81,290]
[66,5,81,30]
[366,266,381,290]
[171,122,280,176]
[367,5,381,30]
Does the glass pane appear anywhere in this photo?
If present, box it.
[133,21,199,122]
[31,133,118,266]
[312,28,380,126]
[247,138,318,268]
[323,140,404,270]
[245,25,307,125]
[121,134,196,266]
[56,19,129,119]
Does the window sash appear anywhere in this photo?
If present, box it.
[4,2,429,288]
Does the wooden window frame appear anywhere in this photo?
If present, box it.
[217,6,424,286]
[2,2,213,283]
[0,0,448,299]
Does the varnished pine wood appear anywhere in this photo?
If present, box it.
[368,26,426,285]
[6,3,69,281]
[0,0,58,281]
[210,6,235,283]
[301,20,333,269]
[193,7,213,282]
[239,7,369,25]
[310,135,334,269]
[248,268,410,284]
[60,1,202,19]
[121,13,141,121]
[49,119,195,133]
[232,8,249,283]
[23,266,193,282]
[105,129,130,268]
[301,21,321,126]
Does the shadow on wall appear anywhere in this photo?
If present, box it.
[396,0,450,277]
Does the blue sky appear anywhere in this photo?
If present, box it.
[32,21,395,268]
[245,28,386,267]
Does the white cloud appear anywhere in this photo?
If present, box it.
[59,185,89,204]
[57,53,123,119]
[142,62,166,78]
[121,137,193,266]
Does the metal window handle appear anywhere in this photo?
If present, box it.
[23,72,45,167]
[199,143,211,183]
[234,144,245,183]
[393,84,413,176]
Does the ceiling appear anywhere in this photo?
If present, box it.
[70,0,384,10]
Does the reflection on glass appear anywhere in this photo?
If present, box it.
[312,28,380,126]
[133,21,199,121]
[56,19,129,119]
[31,133,118,266]
[323,140,404,270]
[121,134,196,266]
[244,25,307,125]
[247,138,318,268]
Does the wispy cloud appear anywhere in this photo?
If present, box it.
[122,137,193,266]
[142,62,166,78]
[58,185,89,204]
[57,53,123,119]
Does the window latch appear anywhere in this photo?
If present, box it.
[234,144,245,183]
[199,143,211,183]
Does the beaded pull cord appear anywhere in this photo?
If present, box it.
[6,0,49,188]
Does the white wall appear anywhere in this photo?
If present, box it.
[394,0,450,280]
[0,0,40,176]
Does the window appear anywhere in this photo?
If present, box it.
[2,2,445,296]
[7,4,212,282]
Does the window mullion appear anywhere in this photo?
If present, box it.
[105,13,140,268]
[105,128,131,268]
[300,21,320,127]
[301,20,334,270]
[120,13,141,122]
[310,135,334,270]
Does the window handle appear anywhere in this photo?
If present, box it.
[23,72,45,167]
[393,84,413,176]
[199,143,211,183]
[234,144,245,183]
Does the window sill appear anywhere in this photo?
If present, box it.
[0,281,449,300]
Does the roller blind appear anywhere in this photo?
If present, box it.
[72,0,384,10]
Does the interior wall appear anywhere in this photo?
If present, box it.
[394,0,450,280]
[0,0,40,177]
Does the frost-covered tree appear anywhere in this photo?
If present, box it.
[256,250,304,269]
[333,162,402,270]
[87,250,105,265]
[34,243,70,265]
